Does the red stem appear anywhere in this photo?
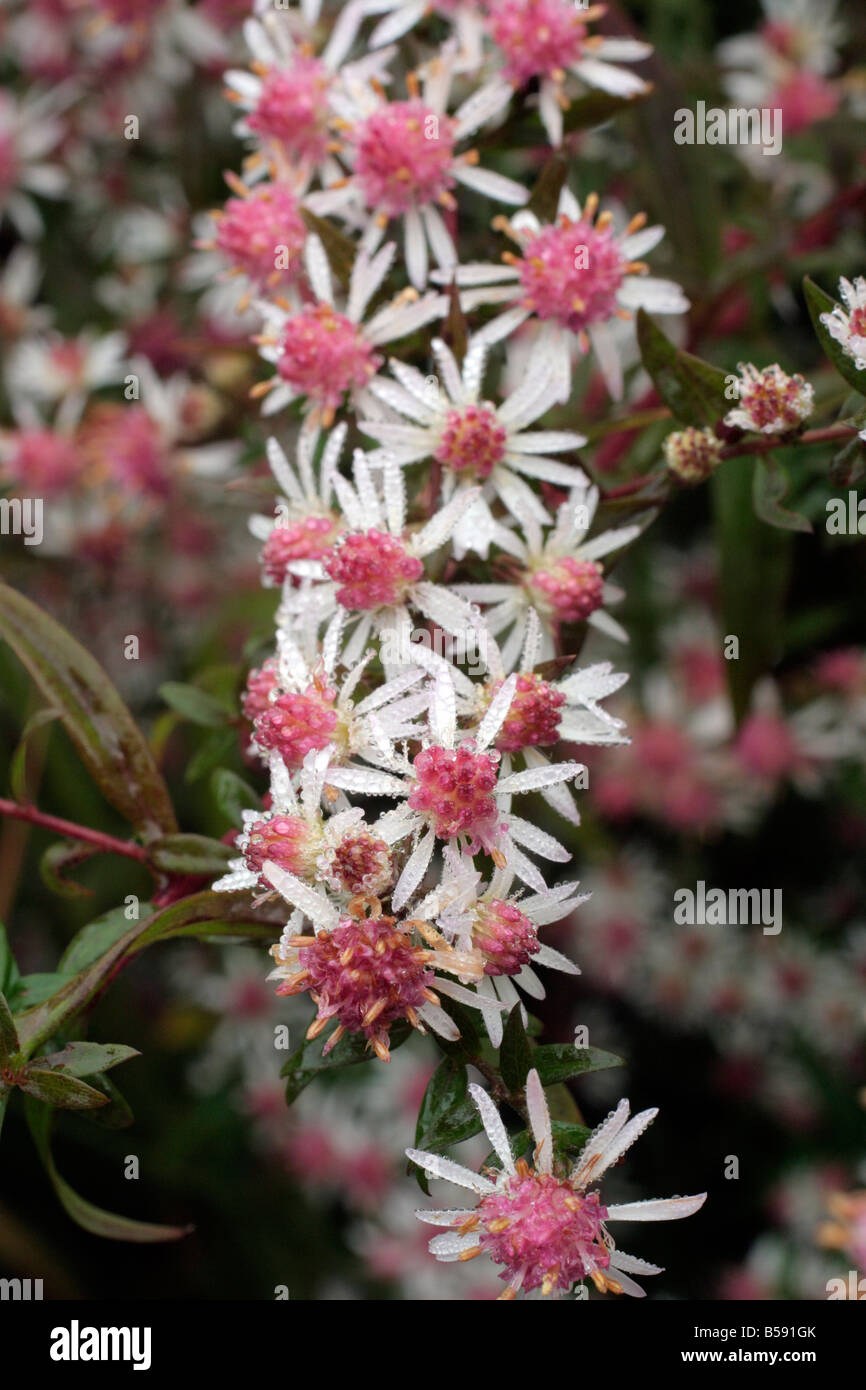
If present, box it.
[0,798,148,863]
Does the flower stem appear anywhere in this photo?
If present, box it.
[0,799,148,863]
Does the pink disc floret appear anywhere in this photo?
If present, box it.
[319,828,395,896]
[527,556,605,622]
[324,529,423,611]
[243,813,318,885]
[353,100,456,216]
[486,0,588,86]
[478,1170,610,1294]
[214,183,306,287]
[276,306,381,411]
[519,218,627,331]
[262,514,341,585]
[253,679,339,766]
[434,405,507,478]
[409,741,501,848]
[493,673,565,750]
[474,900,540,975]
[247,57,332,163]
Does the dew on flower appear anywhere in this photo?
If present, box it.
[409,742,501,846]
[324,529,423,611]
[434,404,507,478]
[526,556,605,623]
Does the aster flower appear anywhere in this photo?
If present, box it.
[224,10,393,183]
[0,86,76,241]
[820,277,866,373]
[214,748,398,899]
[275,446,483,668]
[453,480,642,662]
[415,847,584,1045]
[663,427,723,485]
[263,875,500,1060]
[433,185,688,399]
[248,622,431,772]
[325,665,586,908]
[5,329,128,430]
[248,423,348,589]
[253,234,447,425]
[408,1068,707,1298]
[724,363,814,434]
[193,173,311,313]
[305,52,526,289]
[478,0,652,147]
[359,334,587,556]
[456,606,628,827]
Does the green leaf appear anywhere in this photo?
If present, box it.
[636,310,730,426]
[147,833,235,876]
[300,209,356,289]
[531,1044,623,1086]
[432,995,480,1061]
[37,1041,139,1077]
[15,891,281,1057]
[25,1098,192,1242]
[158,682,231,728]
[0,581,177,840]
[18,1068,109,1110]
[414,1059,483,1153]
[527,151,569,224]
[487,1120,591,1171]
[211,768,262,828]
[0,990,20,1062]
[80,1073,134,1129]
[184,727,237,784]
[9,706,61,802]
[0,924,20,998]
[712,455,793,721]
[752,454,813,533]
[804,277,866,397]
[442,277,468,368]
[562,86,651,135]
[282,1021,412,1106]
[39,839,99,899]
[10,973,70,1008]
[59,904,150,975]
[499,1005,533,1093]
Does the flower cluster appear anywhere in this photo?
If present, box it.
[204,0,707,1297]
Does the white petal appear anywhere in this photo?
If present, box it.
[469,1083,515,1174]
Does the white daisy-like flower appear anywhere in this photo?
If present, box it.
[723,362,814,435]
[253,234,447,426]
[719,0,844,92]
[5,330,128,431]
[214,748,399,900]
[415,846,584,1045]
[433,185,689,400]
[0,86,75,240]
[248,620,431,774]
[476,0,652,147]
[820,277,866,373]
[305,50,526,289]
[275,446,483,669]
[451,607,629,827]
[262,868,502,1060]
[359,334,587,557]
[325,664,585,909]
[248,423,348,590]
[224,9,394,184]
[453,480,643,662]
[407,1067,707,1298]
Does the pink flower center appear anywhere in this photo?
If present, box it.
[518,218,627,331]
[847,308,866,340]
[284,915,433,1054]
[215,184,307,287]
[243,814,318,885]
[737,368,810,432]
[353,100,456,216]
[526,557,604,622]
[324,529,423,611]
[247,57,332,164]
[82,406,170,498]
[492,673,565,750]
[262,514,341,585]
[5,428,83,497]
[320,829,395,897]
[242,657,279,723]
[770,70,839,135]
[474,900,540,975]
[409,742,501,847]
[276,305,381,411]
[478,1171,610,1294]
[253,680,339,767]
[486,0,587,86]
[434,405,507,479]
